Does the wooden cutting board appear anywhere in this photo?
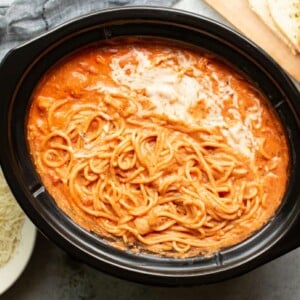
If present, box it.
[204,0,300,81]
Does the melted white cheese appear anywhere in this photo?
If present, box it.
[89,48,263,160]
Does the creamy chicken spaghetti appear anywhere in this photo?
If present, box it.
[27,38,289,257]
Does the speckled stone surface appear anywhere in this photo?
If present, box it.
[1,0,299,299]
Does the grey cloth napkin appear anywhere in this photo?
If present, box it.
[0,0,178,60]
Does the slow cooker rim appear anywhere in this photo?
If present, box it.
[0,6,299,285]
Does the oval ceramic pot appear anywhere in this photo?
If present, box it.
[0,7,299,286]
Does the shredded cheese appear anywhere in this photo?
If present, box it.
[0,168,25,267]
[108,47,262,159]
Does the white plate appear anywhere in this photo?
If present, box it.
[0,217,36,295]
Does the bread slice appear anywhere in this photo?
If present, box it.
[248,0,298,55]
[267,0,300,54]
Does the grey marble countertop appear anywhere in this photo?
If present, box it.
[1,1,299,299]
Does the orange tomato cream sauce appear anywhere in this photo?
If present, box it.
[27,38,289,257]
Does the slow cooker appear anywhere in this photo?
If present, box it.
[0,7,299,286]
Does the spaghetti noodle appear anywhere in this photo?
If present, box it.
[27,38,289,257]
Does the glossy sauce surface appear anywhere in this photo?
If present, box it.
[27,39,289,257]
